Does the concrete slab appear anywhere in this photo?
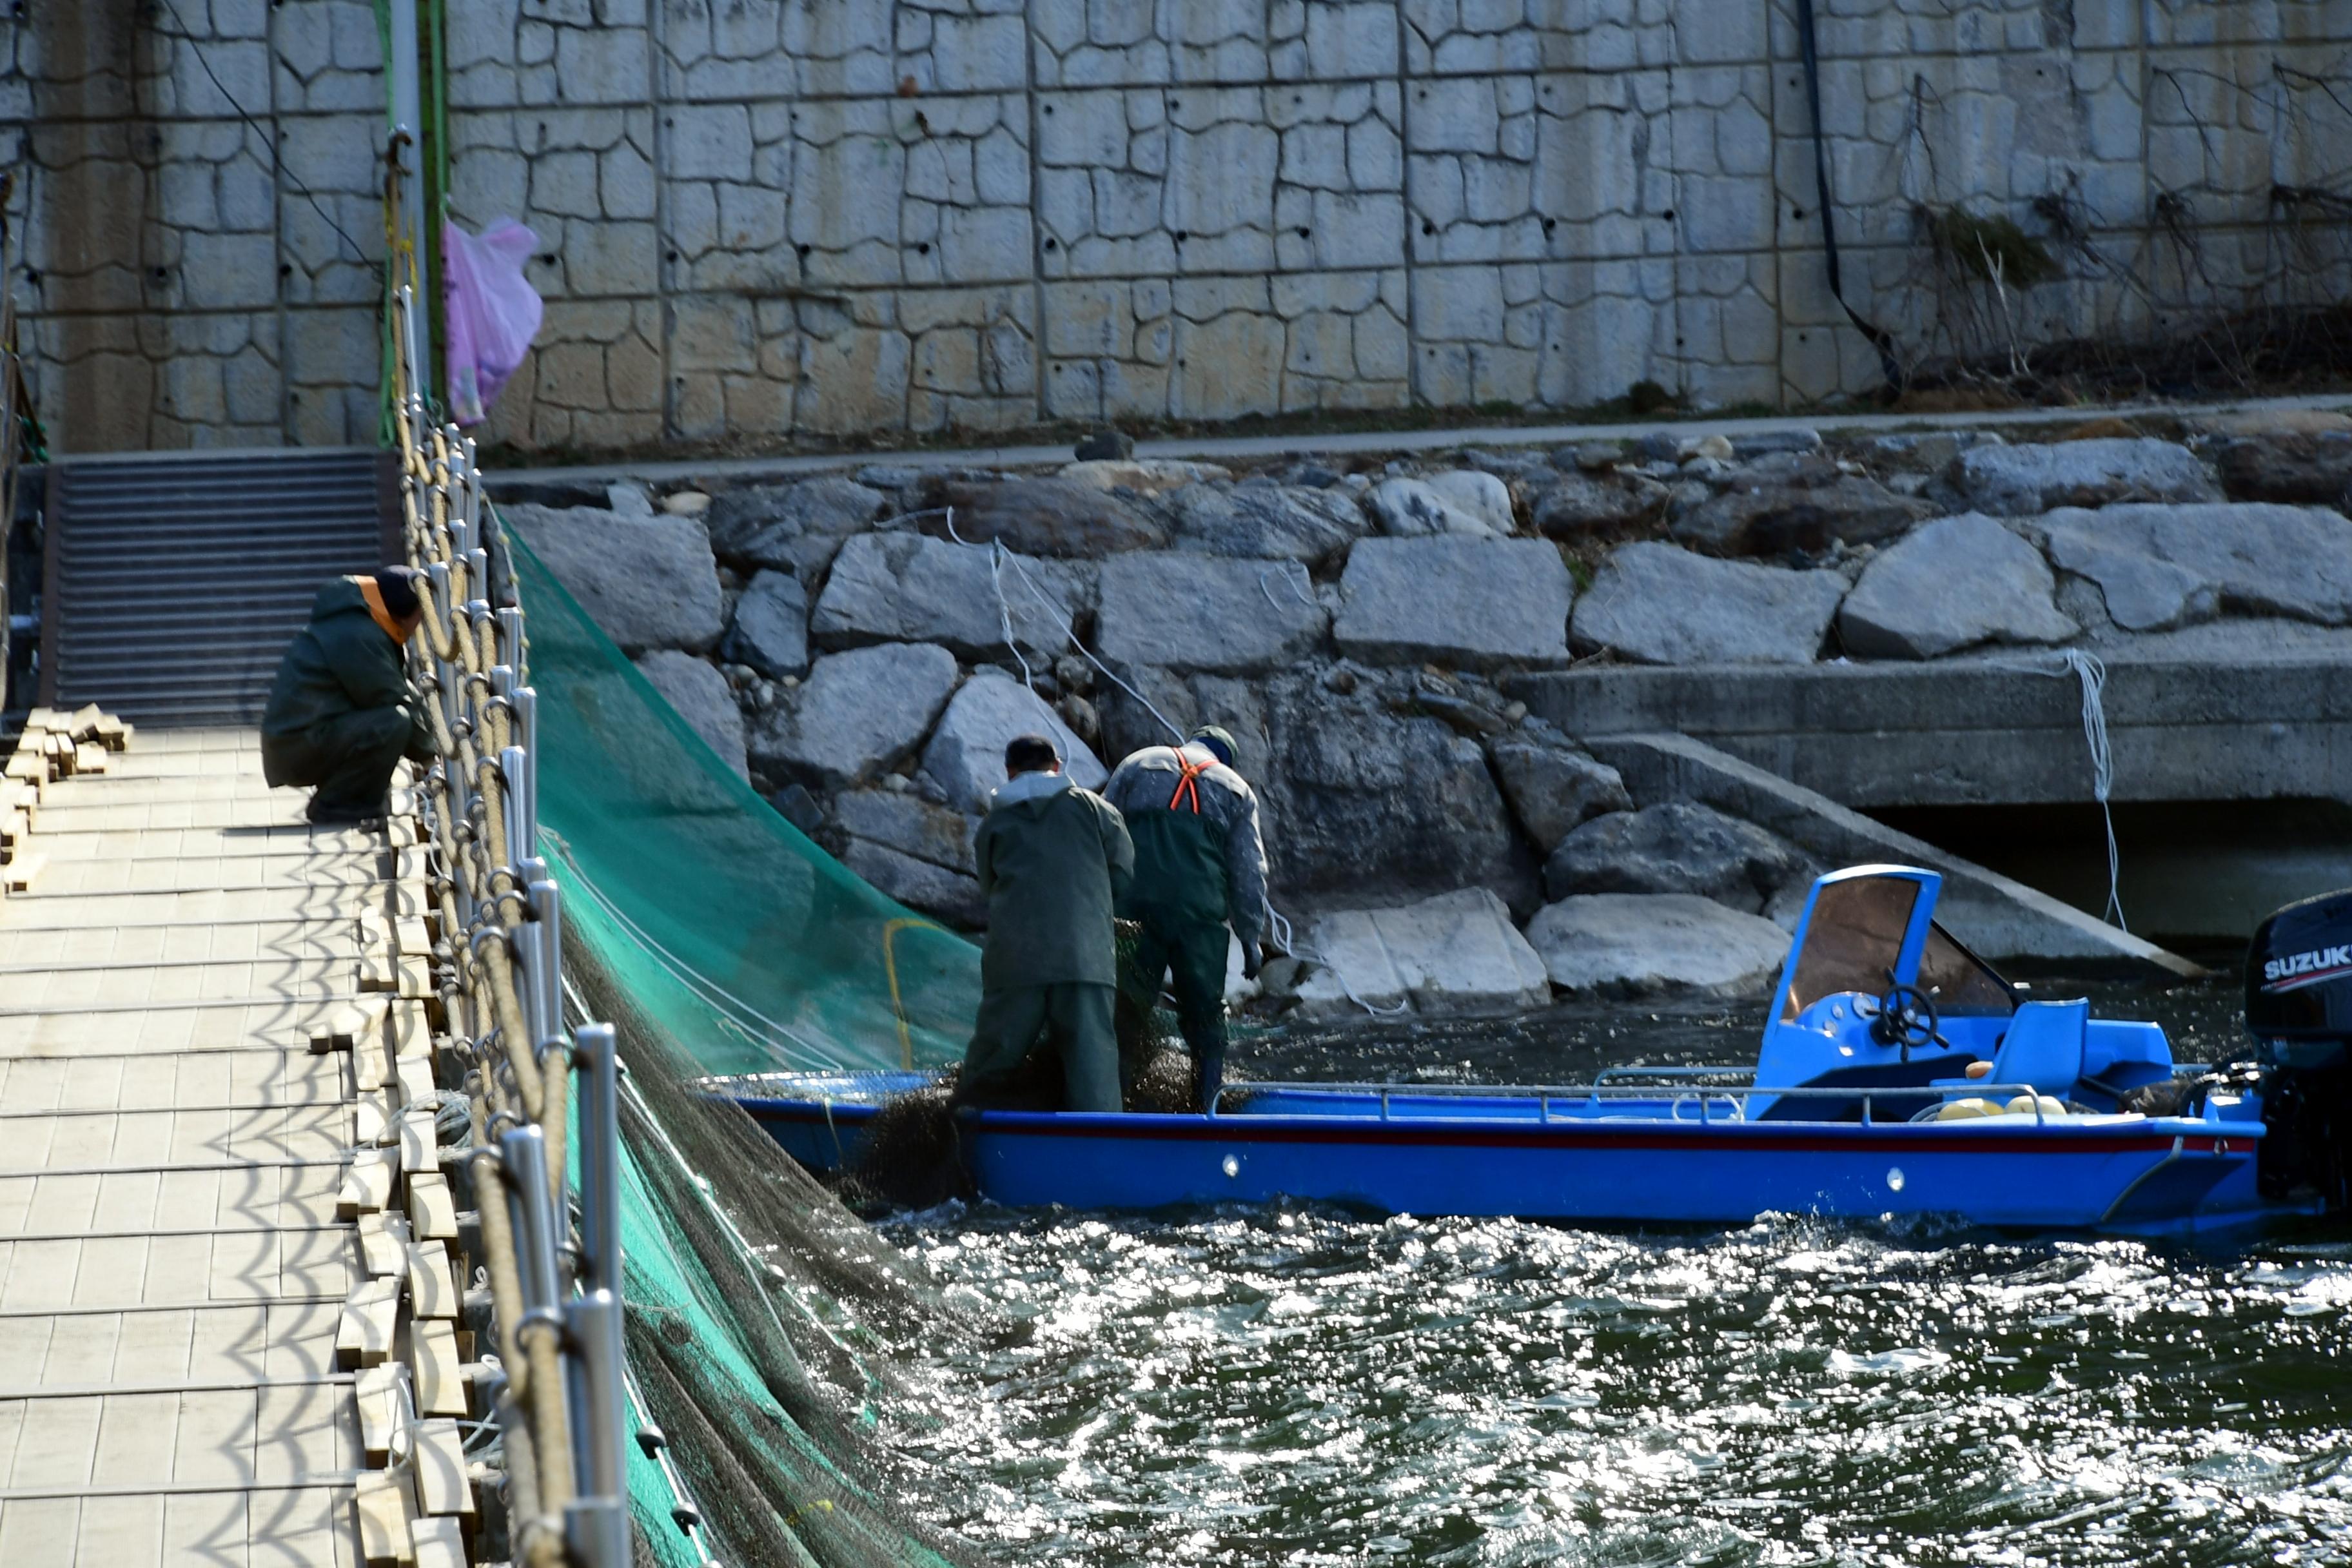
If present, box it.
[1511,648,2352,811]
[0,729,368,1567]
[1582,730,2201,975]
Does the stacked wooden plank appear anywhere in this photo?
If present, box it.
[311,779,483,1565]
[3,703,131,892]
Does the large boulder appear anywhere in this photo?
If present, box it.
[1096,553,1329,674]
[724,569,810,678]
[1060,457,1230,496]
[504,505,725,654]
[1485,725,1632,852]
[2039,502,2352,630]
[917,671,1106,812]
[1260,665,1536,908]
[2212,434,2352,505]
[1530,472,1663,540]
[705,476,885,576]
[1161,479,1367,567]
[1861,430,2003,471]
[1944,438,2220,516]
[1570,542,1845,665]
[1366,473,1513,537]
[751,642,959,788]
[811,533,1088,658]
[1671,474,1935,556]
[1291,888,1552,1017]
[1333,537,1572,669]
[919,476,1166,556]
[632,651,750,781]
[1544,802,1799,912]
[1836,513,2076,660]
[832,788,977,874]
[839,839,986,927]
[1525,894,1790,999]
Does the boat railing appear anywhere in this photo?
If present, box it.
[1215,1078,2079,1128]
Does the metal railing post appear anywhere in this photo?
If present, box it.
[498,1126,561,1311]
[565,1024,629,1566]
[387,270,629,1565]
[527,876,564,1059]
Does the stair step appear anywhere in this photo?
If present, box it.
[44,447,395,723]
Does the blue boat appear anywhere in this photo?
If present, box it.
[721,865,2343,1237]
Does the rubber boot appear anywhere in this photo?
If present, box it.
[1195,1048,1224,1115]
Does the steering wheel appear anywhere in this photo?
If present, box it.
[1862,982,1940,1061]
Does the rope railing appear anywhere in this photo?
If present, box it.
[385,270,631,1567]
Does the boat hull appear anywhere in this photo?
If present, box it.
[727,1080,2290,1235]
[958,1110,2268,1232]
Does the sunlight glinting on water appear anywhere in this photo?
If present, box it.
[887,1206,2352,1565]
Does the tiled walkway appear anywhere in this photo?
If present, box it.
[0,730,373,1565]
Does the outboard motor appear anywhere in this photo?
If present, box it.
[2247,889,2352,1209]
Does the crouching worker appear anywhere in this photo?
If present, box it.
[954,734,1135,1113]
[260,569,436,827]
[1105,725,1269,1108]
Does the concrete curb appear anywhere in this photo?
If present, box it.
[483,391,2352,490]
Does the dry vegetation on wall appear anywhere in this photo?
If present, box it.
[1888,60,2352,407]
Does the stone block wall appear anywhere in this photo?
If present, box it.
[11,0,2352,452]
[7,0,389,453]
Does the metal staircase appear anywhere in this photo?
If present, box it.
[37,447,395,725]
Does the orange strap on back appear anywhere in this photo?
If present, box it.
[1168,753,1213,814]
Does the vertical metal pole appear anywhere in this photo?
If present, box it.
[387,0,426,300]
[513,689,539,850]
[399,286,426,421]
[500,741,528,874]
[498,1126,560,1311]
[573,1024,620,1295]
[527,877,564,1059]
[565,1021,628,1568]
[563,1293,629,1568]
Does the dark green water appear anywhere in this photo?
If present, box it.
[884,980,2352,1565]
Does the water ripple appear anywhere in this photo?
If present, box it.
[883,1202,2352,1564]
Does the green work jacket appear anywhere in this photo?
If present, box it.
[1103,743,1268,944]
[974,771,1134,990]
[260,578,433,784]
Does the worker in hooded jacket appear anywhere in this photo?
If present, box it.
[1104,725,1269,1106]
[260,569,436,827]
[956,732,1135,1113]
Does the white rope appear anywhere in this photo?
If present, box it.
[2060,647,2128,931]
[1985,649,2126,931]
[932,507,1190,740]
[1257,560,1315,614]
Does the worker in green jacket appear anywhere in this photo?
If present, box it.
[260,571,436,827]
[954,733,1135,1113]
[1104,725,1269,1108]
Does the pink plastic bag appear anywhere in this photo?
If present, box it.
[442,219,544,426]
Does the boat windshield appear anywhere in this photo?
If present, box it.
[1917,919,2017,1015]
[1780,876,1919,1021]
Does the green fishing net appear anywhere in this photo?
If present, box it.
[504,522,977,1077]
[493,512,986,1565]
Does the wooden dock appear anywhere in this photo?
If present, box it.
[0,729,379,1564]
